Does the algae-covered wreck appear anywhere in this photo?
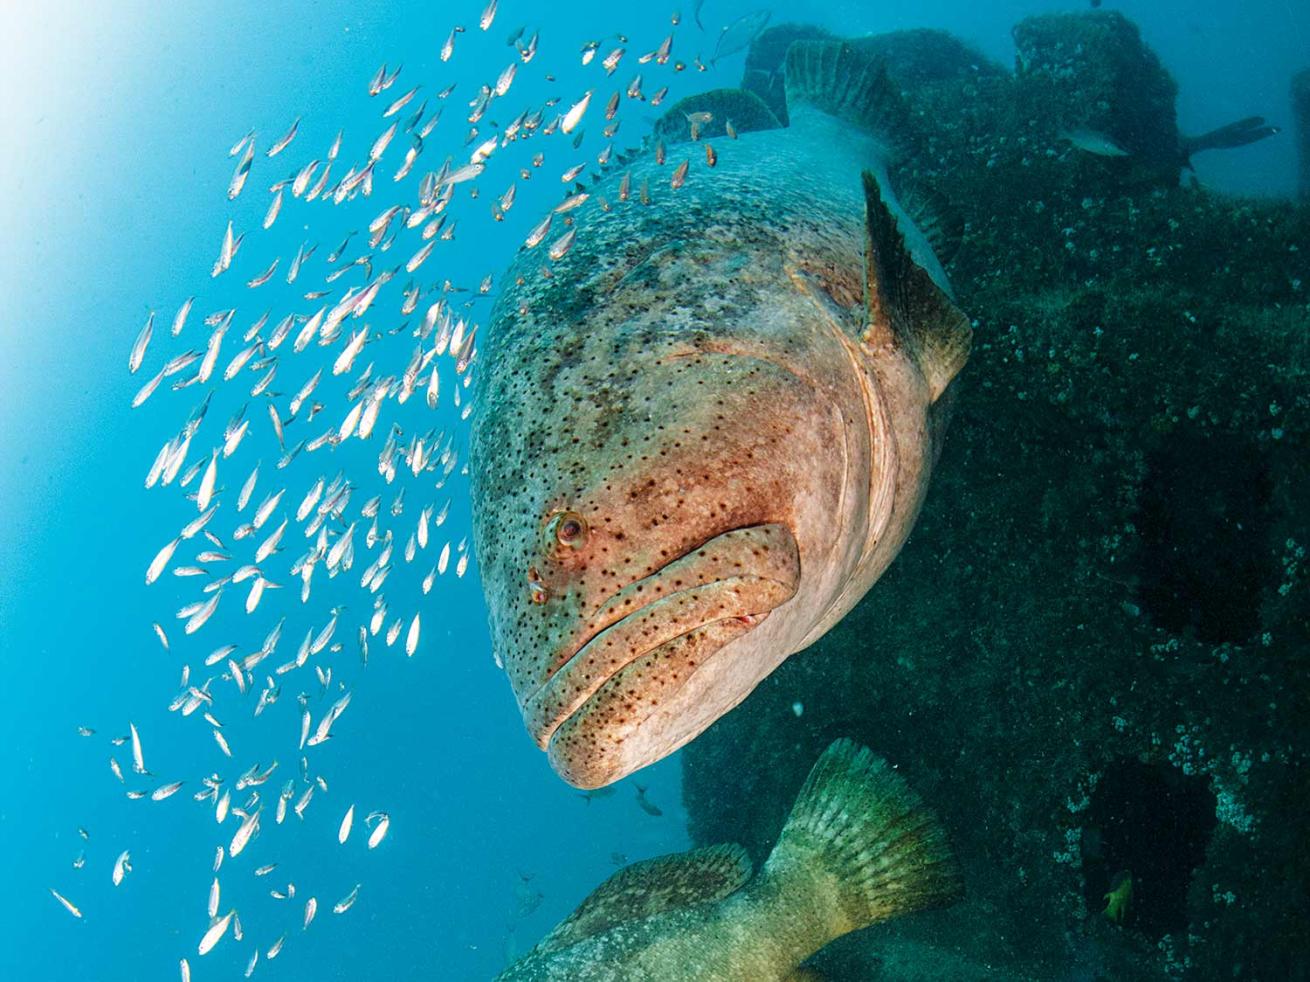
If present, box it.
[683,11,1309,981]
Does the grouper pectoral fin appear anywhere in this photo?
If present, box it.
[532,844,753,955]
[860,169,972,403]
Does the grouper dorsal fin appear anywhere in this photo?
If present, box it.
[860,170,971,402]
[654,88,782,144]
[534,844,753,954]
[782,40,914,158]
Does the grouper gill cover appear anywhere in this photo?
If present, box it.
[471,40,971,788]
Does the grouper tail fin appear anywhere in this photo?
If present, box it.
[783,40,915,159]
[762,739,962,942]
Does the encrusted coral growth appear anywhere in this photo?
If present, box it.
[682,13,1309,982]
[1012,11,1181,187]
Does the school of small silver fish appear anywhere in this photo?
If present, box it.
[52,1,751,972]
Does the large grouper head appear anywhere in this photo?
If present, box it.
[470,40,972,787]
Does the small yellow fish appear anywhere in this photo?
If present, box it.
[1103,870,1133,923]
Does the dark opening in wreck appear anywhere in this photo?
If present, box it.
[1081,759,1218,940]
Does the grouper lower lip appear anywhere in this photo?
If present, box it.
[521,524,801,753]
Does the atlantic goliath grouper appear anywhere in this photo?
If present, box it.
[471,39,973,788]
[496,739,962,980]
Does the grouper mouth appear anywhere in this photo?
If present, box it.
[521,523,801,777]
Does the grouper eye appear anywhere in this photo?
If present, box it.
[554,512,588,549]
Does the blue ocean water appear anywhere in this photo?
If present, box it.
[0,1,1303,979]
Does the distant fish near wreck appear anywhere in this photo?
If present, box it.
[496,739,962,980]
[1179,115,1280,167]
[633,785,662,817]
[472,40,972,788]
[711,10,772,66]
[1060,127,1131,157]
[1061,115,1281,165]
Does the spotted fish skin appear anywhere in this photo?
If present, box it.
[472,72,969,789]
[496,740,963,980]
